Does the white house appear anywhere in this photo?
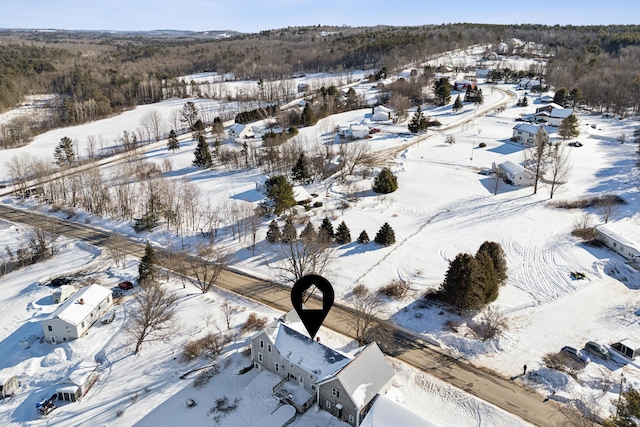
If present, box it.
[292,185,313,204]
[228,123,253,139]
[539,94,555,103]
[595,222,640,269]
[42,285,113,344]
[371,106,392,122]
[56,364,98,402]
[547,108,574,127]
[512,123,549,146]
[347,124,369,140]
[251,311,394,426]
[496,161,535,186]
[518,78,541,90]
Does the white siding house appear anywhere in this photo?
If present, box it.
[547,108,574,127]
[496,161,535,186]
[347,124,369,140]
[228,123,253,139]
[371,106,392,122]
[595,222,640,269]
[512,123,549,146]
[42,285,113,344]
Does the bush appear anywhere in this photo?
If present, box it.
[182,332,230,361]
[240,313,267,334]
[352,284,369,297]
[468,307,508,341]
[549,194,625,210]
[378,279,409,299]
[478,142,487,148]
[372,168,398,194]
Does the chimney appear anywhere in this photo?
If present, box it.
[316,336,320,342]
[79,298,85,305]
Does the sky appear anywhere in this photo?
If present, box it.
[1,0,639,33]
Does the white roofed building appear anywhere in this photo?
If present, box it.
[496,161,535,186]
[512,123,549,146]
[347,124,369,140]
[595,221,640,269]
[42,285,112,344]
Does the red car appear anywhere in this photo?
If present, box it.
[118,281,134,290]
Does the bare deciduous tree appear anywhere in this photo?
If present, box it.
[221,302,237,330]
[105,234,128,268]
[349,288,388,346]
[126,281,178,354]
[548,143,571,199]
[186,245,230,294]
[524,128,552,195]
[271,237,335,281]
[596,194,617,224]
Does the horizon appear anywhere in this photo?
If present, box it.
[2,0,639,34]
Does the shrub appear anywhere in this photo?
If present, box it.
[468,307,508,341]
[478,142,487,148]
[352,284,369,297]
[357,230,370,244]
[378,279,409,299]
[372,168,398,194]
[335,221,352,245]
[241,313,267,334]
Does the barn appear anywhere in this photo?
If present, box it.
[42,285,113,344]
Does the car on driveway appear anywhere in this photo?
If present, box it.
[561,346,590,365]
[118,280,134,290]
[568,141,583,147]
[584,341,612,360]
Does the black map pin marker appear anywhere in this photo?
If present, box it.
[291,274,335,339]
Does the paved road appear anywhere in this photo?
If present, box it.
[0,203,569,426]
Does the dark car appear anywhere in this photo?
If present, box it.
[561,346,590,365]
[584,341,612,360]
[49,277,72,287]
[118,281,134,290]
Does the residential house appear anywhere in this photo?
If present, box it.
[539,94,555,103]
[347,124,369,140]
[42,285,113,344]
[595,222,640,270]
[251,312,395,426]
[496,161,535,186]
[512,123,549,146]
[298,83,310,93]
[518,78,541,90]
[453,80,475,91]
[371,106,392,122]
[292,186,313,205]
[228,123,254,139]
[536,108,573,127]
[535,103,563,114]
[56,364,98,402]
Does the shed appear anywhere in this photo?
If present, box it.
[52,285,76,304]
[56,364,98,402]
[496,161,535,186]
[371,106,392,122]
[611,339,640,360]
[298,83,310,93]
[347,124,369,140]
[42,285,113,344]
[292,186,313,205]
[228,123,253,139]
[0,375,19,398]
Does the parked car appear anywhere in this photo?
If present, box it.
[118,280,134,290]
[583,341,612,360]
[111,287,125,297]
[561,346,590,365]
[48,277,72,287]
[568,141,583,147]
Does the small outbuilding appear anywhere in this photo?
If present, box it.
[42,284,113,344]
[347,124,369,140]
[56,364,98,402]
[611,339,640,360]
[0,375,19,398]
[292,186,313,205]
[371,106,392,122]
[228,123,253,140]
[52,285,76,304]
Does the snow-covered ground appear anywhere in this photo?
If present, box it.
[1,48,640,424]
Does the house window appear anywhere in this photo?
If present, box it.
[258,353,263,362]
[311,385,316,391]
[275,363,279,372]
[47,325,52,332]
[267,344,272,352]
[349,415,354,423]
[325,400,331,409]
[332,388,340,398]
[65,326,71,333]
[260,339,264,348]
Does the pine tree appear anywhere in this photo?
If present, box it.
[440,253,486,310]
[167,129,179,151]
[301,103,318,126]
[558,114,580,141]
[434,77,452,106]
[281,217,297,243]
[266,220,281,243]
[263,175,296,215]
[408,106,427,133]
[54,136,76,166]
[335,221,352,245]
[474,89,484,106]
[553,87,569,107]
[300,221,317,242]
[476,241,508,285]
[357,230,370,244]
[372,167,398,194]
[291,153,311,183]
[476,251,499,303]
[374,223,396,246]
[192,119,206,140]
[452,95,463,112]
[192,135,213,168]
[319,217,335,241]
[138,242,158,287]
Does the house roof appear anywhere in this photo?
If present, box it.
[596,222,640,253]
[550,108,573,119]
[270,322,351,380]
[513,123,541,135]
[374,105,392,114]
[46,285,111,326]
[361,396,437,427]
[292,186,312,202]
[619,339,640,351]
[319,342,394,410]
[349,124,369,132]
[229,123,251,136]
[498,160,528,176]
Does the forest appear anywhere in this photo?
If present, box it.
[1,23,640,148]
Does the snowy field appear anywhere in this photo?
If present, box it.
[1,48,640,424]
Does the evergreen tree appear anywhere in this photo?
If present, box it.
[167,129,179,151]
[180,101,200,131]
[319,217,335,241]
[300,221,317,242]
[263,175,296,215]
[138,242,158,287]
[433,77,452,106]
[211,117,224,141]
[558,114,580,140]
[301,103,318,126]
[281,216,297,243]
[440,253,486,310]
[291,153,311,183]
[266,220,281,243]
[374,222,396,246]
[54,136,76,166]
[553,87,569,107]
[372,167,398,194]
[606,387,640,427]
[357,230,370,244]
[475,251,499,303]
[191,119,206,140]
[192,135,213,168]
[476,241,508,285]
[408,106,428,133]
[452,95,463,112]
[335,221,352,245]
[569,87,583,110]
[474,89,484,106]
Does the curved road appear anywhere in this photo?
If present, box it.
[0,203,567,426]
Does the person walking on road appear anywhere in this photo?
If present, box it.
[523,364,527,376]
